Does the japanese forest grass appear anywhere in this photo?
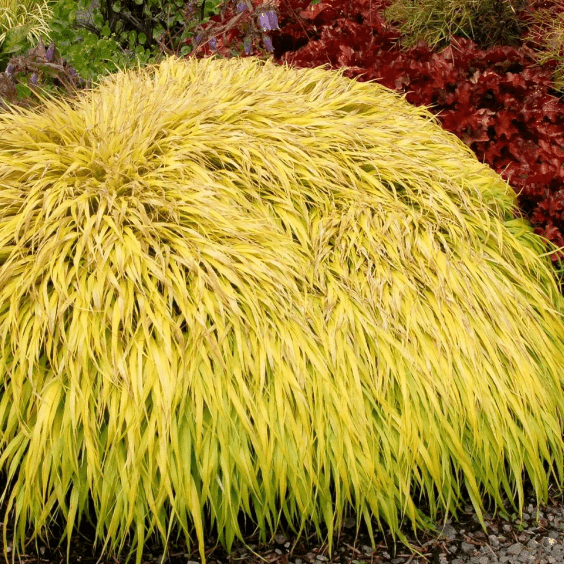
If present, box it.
[1,55,564,564]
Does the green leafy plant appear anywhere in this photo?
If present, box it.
[29,0,165,83]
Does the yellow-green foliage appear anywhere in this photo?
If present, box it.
[1,55,564,564]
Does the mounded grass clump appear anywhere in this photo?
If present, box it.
[1,55,564,564]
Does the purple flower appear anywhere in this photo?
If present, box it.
[45,43,55,62]
[5,63,13,77]
[209,37,217,50]
[237,2,246,13]
[258,10,279,31]
[30,73,38,85]
[195,32,203,45]
[68,68,77,76]
[267,10,279,30]
[263,35,273,52]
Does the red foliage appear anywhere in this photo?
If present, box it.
[192,0,564,281]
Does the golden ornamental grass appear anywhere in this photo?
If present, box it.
[1,55,564,564]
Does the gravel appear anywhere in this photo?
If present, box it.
[204,478,564,564]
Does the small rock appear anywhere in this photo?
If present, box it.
[506,542,524,555]
[461,541,475,554]
[438,524,457,540]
